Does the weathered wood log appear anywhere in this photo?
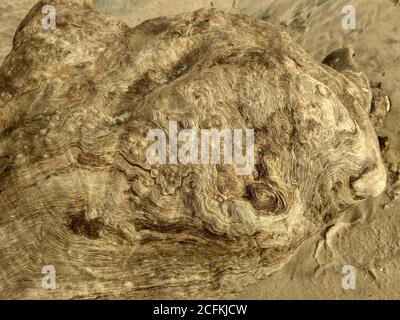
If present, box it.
[321,47,391,129]
[0,1,386,299]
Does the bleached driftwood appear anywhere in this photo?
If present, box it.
[0,0,385,299]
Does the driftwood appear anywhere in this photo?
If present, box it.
[0,0,386,299]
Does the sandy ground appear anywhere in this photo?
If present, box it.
[0,0,37,63]
[1,0,399,299]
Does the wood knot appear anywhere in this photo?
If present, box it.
[246,182,286,213]
[68,213,104,239]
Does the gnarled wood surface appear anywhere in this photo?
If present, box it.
[0,0,386,299]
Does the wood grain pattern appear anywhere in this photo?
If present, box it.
[0,1,386,299]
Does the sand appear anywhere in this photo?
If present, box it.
[1,0,399,299]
